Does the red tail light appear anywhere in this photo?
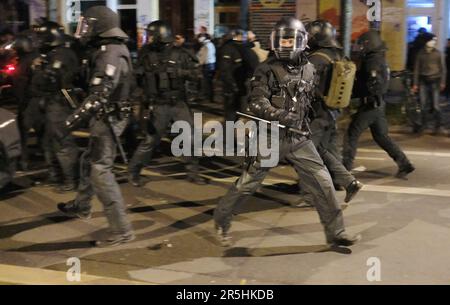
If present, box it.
[4,64,16,74]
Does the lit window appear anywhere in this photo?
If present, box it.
[407,0,435,8]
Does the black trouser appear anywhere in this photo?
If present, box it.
[310,113,354,189]
[342,103,411,171]
[201,63,215,102]
[18,97,46,168]
[222,80,247,123]
[73,116,132,235]
[214,138,346,243]
[419,80,441,130]
[0,160,15,190]
[44,98,79,184]
[128,101,200,177]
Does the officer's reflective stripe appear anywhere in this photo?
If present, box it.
[52,60,62,69]
[223,55,231,59]
[0,119,15,129]
[105,64,117,77]
[235,59,242,63]
[91,77,102,85]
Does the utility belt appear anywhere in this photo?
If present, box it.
[98,100,132,120]
[360,96,384,109]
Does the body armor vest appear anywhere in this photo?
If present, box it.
[141,46,185,101]
[269,61,315,133]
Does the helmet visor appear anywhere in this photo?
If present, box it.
[271,28,307,52]
[75,16,96,39]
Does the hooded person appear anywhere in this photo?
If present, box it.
[413,34,447,134]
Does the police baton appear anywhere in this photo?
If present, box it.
[61,89,77,109]
[236,111,309,136]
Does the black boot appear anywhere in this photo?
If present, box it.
[57,201,91,219]
[129,173,143,187]
[344,180,363,203]
[329,232,362,247]
[396,163,415,179]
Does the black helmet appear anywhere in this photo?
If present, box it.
[306,19,340,49]
[146,20,173,44]
[12,30,38,54]
[270,17,308,62]
[356,29,386,54]
[33,21,65,51]
[75,6,127,42]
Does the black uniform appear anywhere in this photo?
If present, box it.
[0,107,21,189]
[218,38,259,122]
[214,17,361,248]
[57,5,134,247]
[342,30,414,178]
[308,47,360,200]
[214,54,356,244]
[11,43,41,170]
[31,43,80,190]
[128,41,205,184]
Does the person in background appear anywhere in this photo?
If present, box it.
[412,34,447,135]
[343,30,415,179]
[197,33,216,103]
[247,30,269,63]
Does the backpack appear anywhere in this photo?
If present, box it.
[312,52,356,109]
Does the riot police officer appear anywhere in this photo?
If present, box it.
[342,30,415,179]
[128,20,206,186]
[32,21,80,192]
[305,20,362,203]
[0,107,20,190]
[213,17,361,247]
[217,28,259,123]
[10,30,41,171]
[57,6,134,247]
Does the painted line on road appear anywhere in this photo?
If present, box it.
[0,263,151,285]
[362,184,450,198]
[355,157,386,161]
[358,148,450,158]
[202,174,450,198]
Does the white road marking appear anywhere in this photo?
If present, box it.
[200,174,450,198]
[358,148,450,158]
[362,184,450,198]
[352,166,367,172]
[355,157,386,161]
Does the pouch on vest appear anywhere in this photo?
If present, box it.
[159,72,170,90]
[313,52,356,109]
[269,63,289,109]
